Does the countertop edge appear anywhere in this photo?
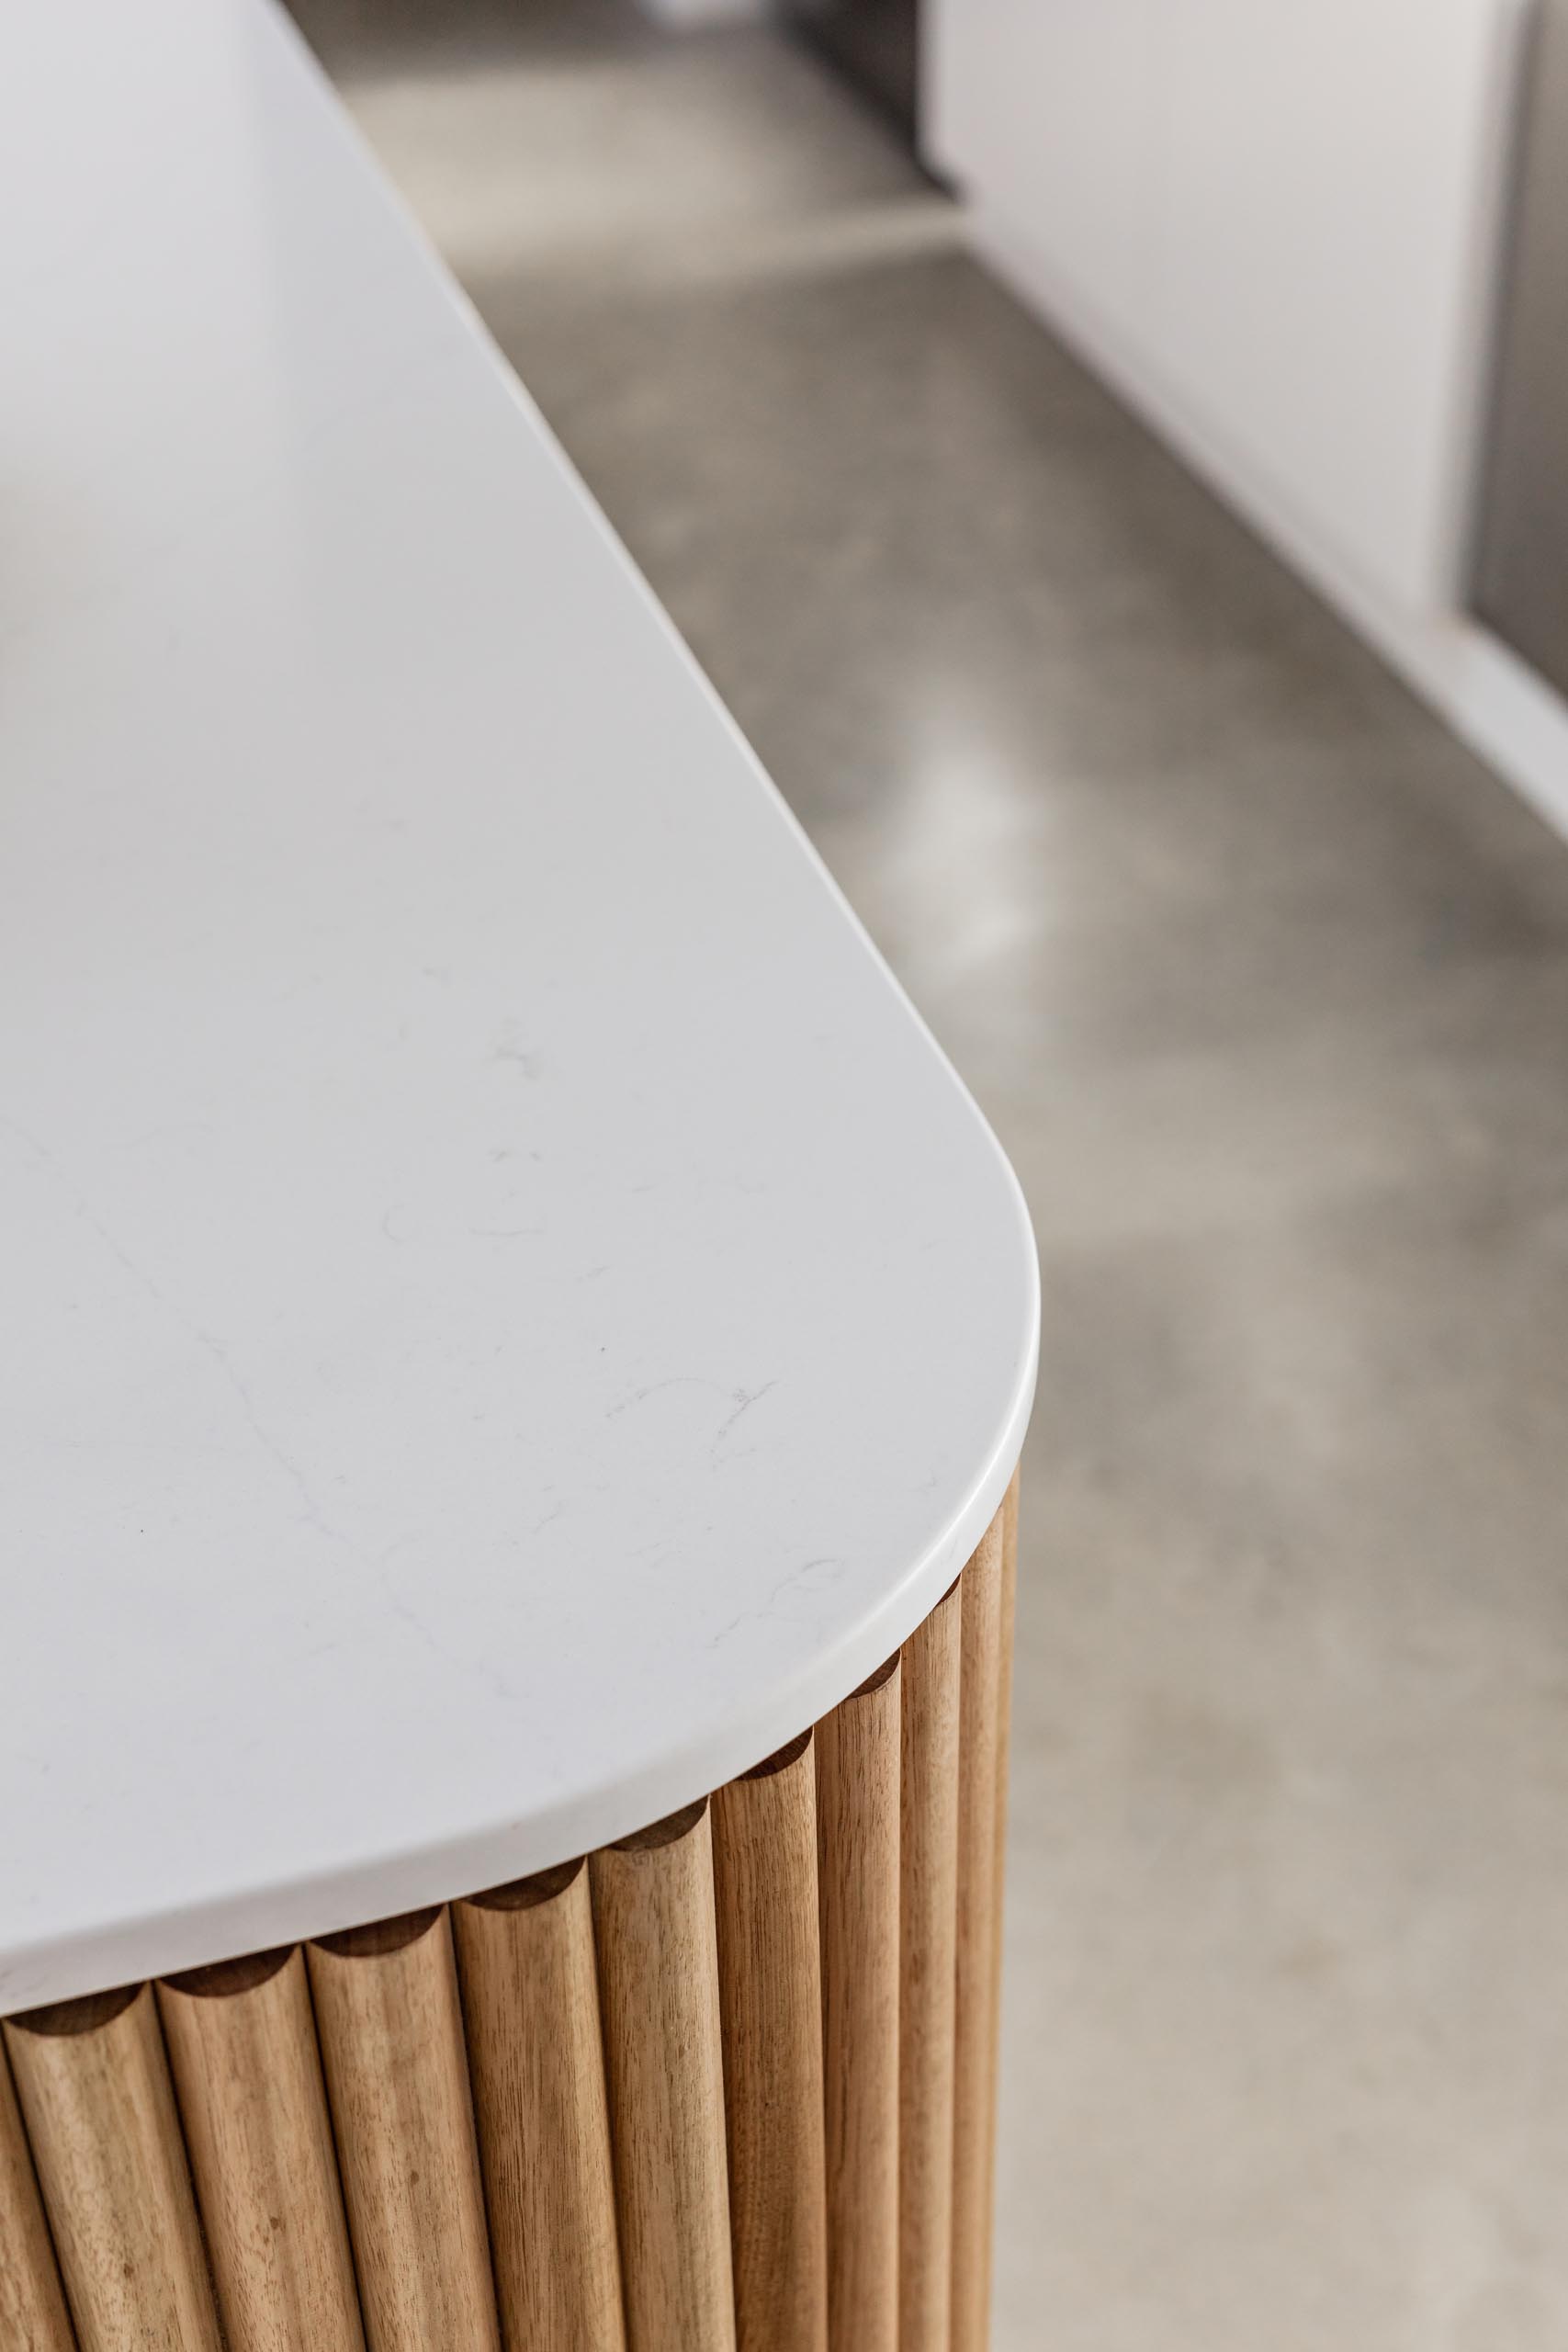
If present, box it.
[0,1205,1037,2017]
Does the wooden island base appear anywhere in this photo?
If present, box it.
[1,1479,1018,2352]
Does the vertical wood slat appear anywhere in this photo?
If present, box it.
[815,1655,900,2352]
[4,1983,222,2352]
[983,1472,1021,2290]
[0,1469,1021,2352]
[453,1860,626,2352]
[0,2036,76,2351]
[308,1908,499,2352]
[712,1732,828,2352]
[898,1577,964,2352]
[950,1512,1008,2352]
[591,1800,736,2352]
[158,1946,365,2352]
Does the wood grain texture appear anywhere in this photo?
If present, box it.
[712,1733,827,2352]
[0,2035,76,2351]
[308,1908,499,2352]
[4,1983,222,2352]
[985,1468,1021,2282]
[158,1946,364,2352]
[591,1801,736,2352]
[453,1860,626,2352]
[815,1655,900,2352]
[0,1475,1023,2352]
[950,1510,1008,2352]
[898,1578,964,2352]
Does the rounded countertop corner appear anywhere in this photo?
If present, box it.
[0,0,1039,2012]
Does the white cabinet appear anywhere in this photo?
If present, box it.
[928,0,1512,613]
[929,0,1160,323]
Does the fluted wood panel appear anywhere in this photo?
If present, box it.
[592,1800,736,2352]
[712,1731,828,2352]
[0,2037,75,2352]
[454,1860,626,2352]
[0,1483,1020,2352]
[4,1984,222,2352]
[951,1514,1008,2352]
[308,1909,499,2352]
[985,1467,1021,2297]
[815,1654,900,2352]
[898,1578,964,2352]
[158,1946,364,2352]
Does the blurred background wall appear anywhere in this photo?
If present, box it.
[930,0,1568,842]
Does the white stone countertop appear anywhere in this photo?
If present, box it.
[0,0,1037,2010]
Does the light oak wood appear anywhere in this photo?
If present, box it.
[712,1732,828,2352]
[0,2037,75,2351]
[815,1654,900,2352]
[453,1860,626,2352]
[158,1946,365,2352]
[591,1800,736,2352]
[4,1983,222,2352]
[0,1470,1024,2352]
[985,1470,1021,2289]
[950,1510,1007,2352]
[308,1908,499,2352]
[898,1578,963,2352]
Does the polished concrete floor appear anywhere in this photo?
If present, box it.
[292,5,1568,2343]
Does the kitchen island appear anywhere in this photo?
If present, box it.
[0,2,1037,2346]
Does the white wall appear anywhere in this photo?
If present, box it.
[927,0,1568,839]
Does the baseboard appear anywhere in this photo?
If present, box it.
[1445,628,1568,849]
[971,204,1568,850]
